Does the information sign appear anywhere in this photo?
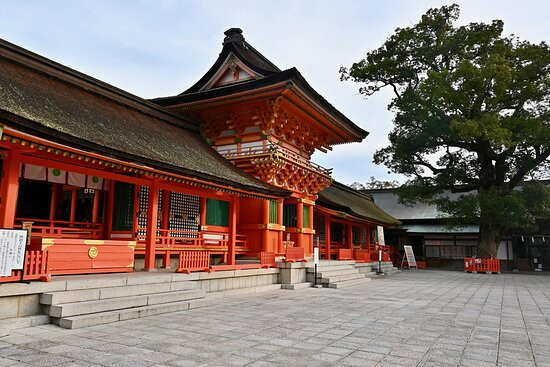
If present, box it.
[313,247,319,265]
[401,245,417,269]
[0,229,28,277]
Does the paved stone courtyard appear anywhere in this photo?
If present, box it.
[1,270,549,367]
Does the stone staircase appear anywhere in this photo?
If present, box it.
[354,262,378,277]
[371,261,401,275]
[306,260,372,288]
[40,276,206,329]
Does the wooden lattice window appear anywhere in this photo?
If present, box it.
[137,186,163,236]
[169,192,199,237]
[283,204,297,227]
[112,182,134,231]
[206,199,229,227]
[269,200,278,223]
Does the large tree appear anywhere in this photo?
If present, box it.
[341,4,550,258]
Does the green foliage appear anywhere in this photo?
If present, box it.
[349,176,400,190]
[341,4,550,246]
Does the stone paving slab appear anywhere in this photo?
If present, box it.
[1,270,550,366]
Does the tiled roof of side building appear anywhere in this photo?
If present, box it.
[364,181,550,221]
[361,189,444,221]
[317,182,401,226]
[0,38,289,197]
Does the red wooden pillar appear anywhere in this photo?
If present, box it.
[347,221,353,249]
[296,200,303,248]
[132,186,140,240]
[92,189,101,223]
[199,197,206,228]
[69,188,78,223]
[261,199,270,252]
[277,199,283,254]
[324,215,331,259]
[228,196,237,265]
[308,203,314,254]
[144,179,160,271]
[367,225,372,250]
[0,149,21,228]
[50,184,61,221]
[106,181,115,239]
[161,189,171,268]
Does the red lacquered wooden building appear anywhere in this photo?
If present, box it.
[152,28,399,259]
[0,29,399,280]
[0,38,288,277]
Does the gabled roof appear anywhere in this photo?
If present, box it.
[183,28,280,94]
[151,28,368,143]
[317,182,401,226]
[0,38,289,197]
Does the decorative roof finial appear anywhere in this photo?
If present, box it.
[223,28,245,46]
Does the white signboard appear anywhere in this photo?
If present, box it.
[0,229,28,277]
[313,247,319,265]
[402,245,417,269]
[377,225,385,245]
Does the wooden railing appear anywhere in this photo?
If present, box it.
[337,249,353,260]
[15,218,103,239]
[135,229,249,250]
[319,242,396,262]
[217,143,332,176]
[283,247,306,263]
[176,251,211,274]
[464,258,500,274]
[0,250,51,283]
[260,252,277,268]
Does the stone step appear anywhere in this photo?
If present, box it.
[316,268,359,277]
[281,282,313,290]
[306,268,359,281]
[321,273,365,284]
[0,315,51,337]
[57,284,281,329]
[41,281,196,305]
[58,300,195,329]
[49,289,206,318]
[306,264,356,272]
[363,271,378,277]
[59,273,188,291]
[356,268,375,275]
[311,260,356,266]
[327,277,371,289]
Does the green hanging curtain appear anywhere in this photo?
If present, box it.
[206,199,229,226]
[303,206,309,227]
[269,200,278,224]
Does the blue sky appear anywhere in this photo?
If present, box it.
[1,1,548,185]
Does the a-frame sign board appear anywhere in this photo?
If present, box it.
[401,245,418,269]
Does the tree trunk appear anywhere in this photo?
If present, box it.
[477,222,500,258]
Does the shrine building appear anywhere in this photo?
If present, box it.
[0,29,400,328]
[152,28,400,261]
